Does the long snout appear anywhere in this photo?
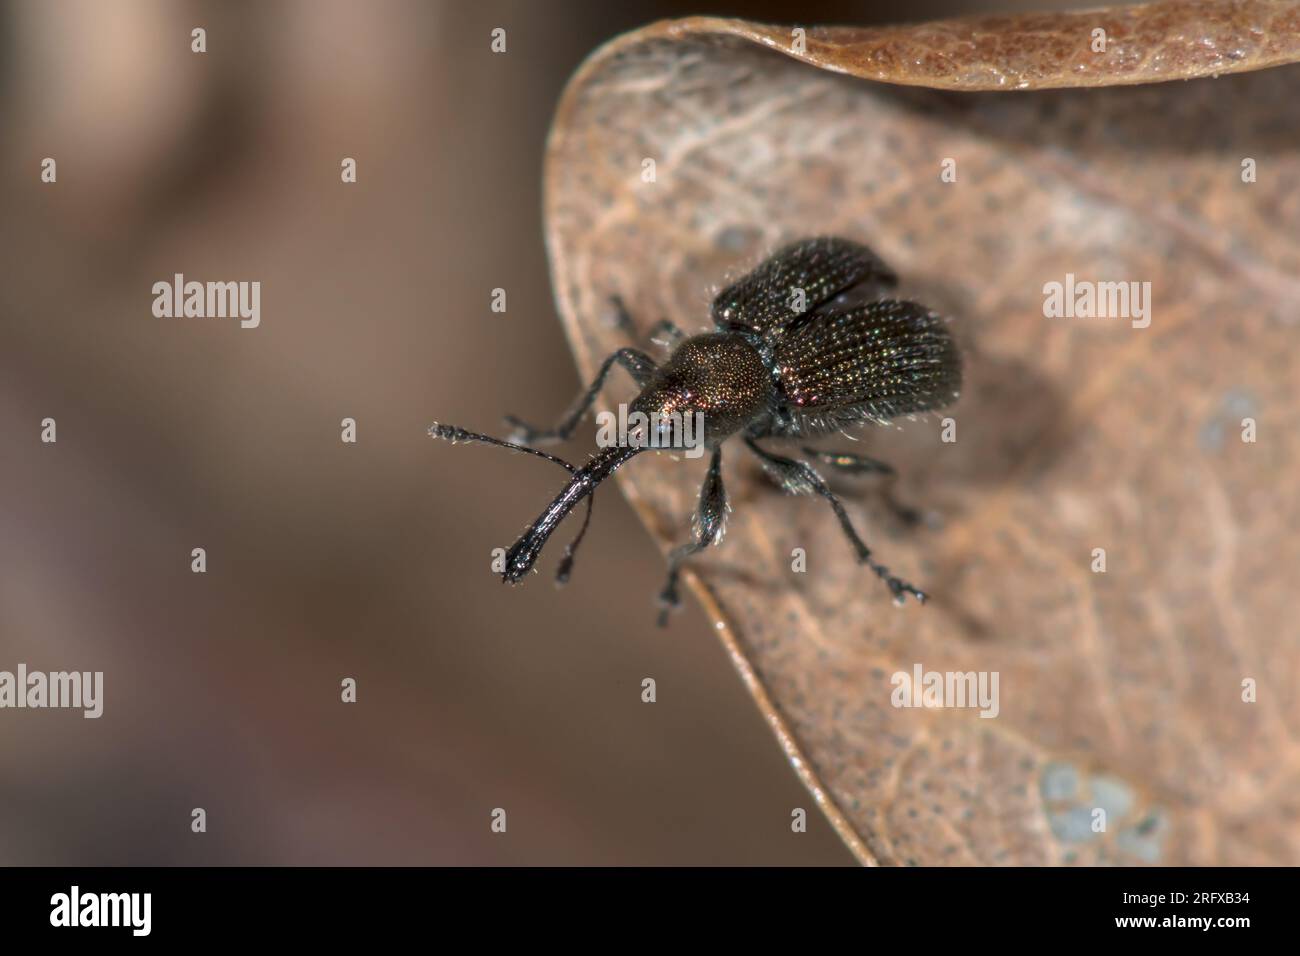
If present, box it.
[503,443,644,583]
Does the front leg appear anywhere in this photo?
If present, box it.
[506,295,680,446]
[647,318,686,351]
[504,345,656,446]
[657,447,727,626]
[611,294,685,352]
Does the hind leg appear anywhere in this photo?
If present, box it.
[506,295,683,445]
[746,439,925,604]
[800,447,922,526]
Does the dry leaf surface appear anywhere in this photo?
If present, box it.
[543,2,1300,864]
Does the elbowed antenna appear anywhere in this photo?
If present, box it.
[503,443,644,583]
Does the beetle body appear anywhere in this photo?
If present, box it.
[432,236,962,623]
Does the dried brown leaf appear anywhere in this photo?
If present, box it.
[543,1,1300,865]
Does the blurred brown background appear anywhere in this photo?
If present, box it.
[1,0,1081,864]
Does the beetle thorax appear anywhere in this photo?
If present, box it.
[630,331,772,448]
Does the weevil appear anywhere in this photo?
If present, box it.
[430,236,962,625]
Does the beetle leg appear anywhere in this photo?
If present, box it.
[800,447,894,475]
[800,447,921,526]
[646,318,686,351]
[504,345,657,445]
[656,447,727,626]
[612,293,685,353]
[745,438,925,604]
